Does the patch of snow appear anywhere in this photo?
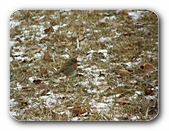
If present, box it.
[98,37,112,43]
[17,82,23,90]
[12,50,24,57]
[10,41,18,47]
[87,50,95,54]
[96,103,108,108]
[79,81,89,86]
[60,23,67,28]
[37,44,47,51]
[87,88,97,93]
[145,95,156,100]
[100,16,116,23]
[40,92,58,107]
[135,91,142,95]
[128,11,142,21]
[125,62,132,67]
[98,49,108,56]
[113,117,119,121]
[10,57,13,62]
[28,76,39,83]
[113,94,121,98]
[65,48,69,52]
[10,20,21,28]
[107,45,113,49]
[131,115,139,121]
[93,81,107,86]
[117,83,126,87]
[60,9,71,12]
[71,117,79,121]
[85,65,97,72]
[113,32,121,38]
[53,25,60,31]
[129,91,142,100]
[10,111,20,117]
[39,15,45,20]
[94,30,101,33]
[10,99,18,107]
[103,96,114,103]
[67,31,73,35]
[61,54,70,59]
[34,52,42,59]
[110,16,116,20]
[86,29,90,32]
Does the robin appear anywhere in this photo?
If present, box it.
[56,58,78,77]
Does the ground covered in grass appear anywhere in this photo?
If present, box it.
[10,10,158,121]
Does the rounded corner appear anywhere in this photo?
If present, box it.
[148,110,160,122]
[145,9,159,20]
[9,10,21,19]
[9,111,20,122]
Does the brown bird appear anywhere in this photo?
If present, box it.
[56,58,78,77]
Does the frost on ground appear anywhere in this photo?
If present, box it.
[10,10,158,121]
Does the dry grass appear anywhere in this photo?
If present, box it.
[10,10,158,121]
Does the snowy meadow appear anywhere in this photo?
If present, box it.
[10,10,158,121]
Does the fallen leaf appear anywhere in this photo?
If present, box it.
[43,55,51,61]
[72,106,84,116]
[118,69,130,77]
[36,84,48,89]
[145,88,153,95]
[118,10,131,15]
[40,66,47,75]
[40,36,50,43]
[140,63,154,72]
[135,41,143,46]
[116,98,130,104]
[16,38,22,43]
[78,35,85,41]
[50,21,57,26]
[23,71,32,76]
[44,26,54,34]
[32,47,41,53]
[122,31,135,36]
[33,79,42,84]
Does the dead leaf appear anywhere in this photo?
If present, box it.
[40,66,47,75]
[71,106,84,116]
[44,26,54,34]
[122,31,135,36]
[32,47,41,53]
[118,69,130,77]
[140,63,154,72]
[78,35,85,41]
[33,79,42,84]
[145,88,153,95]
[99,72,105,77]
[23,71,32,76]
[66,42,72,47]
[40,36,50,43]
[43,55,51,61]
[135,41,143,46]
[128,79,137,84]
[36,84,48,89]
[16,38,22,43]
[116,98,130,104]
[118,10,131,15]
[50,21,57,26]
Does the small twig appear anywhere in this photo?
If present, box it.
[76,38,80,49]
[148,95,158,114]
[19,76,26,84]
[52,52,56,63]
[135,77,155,88]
